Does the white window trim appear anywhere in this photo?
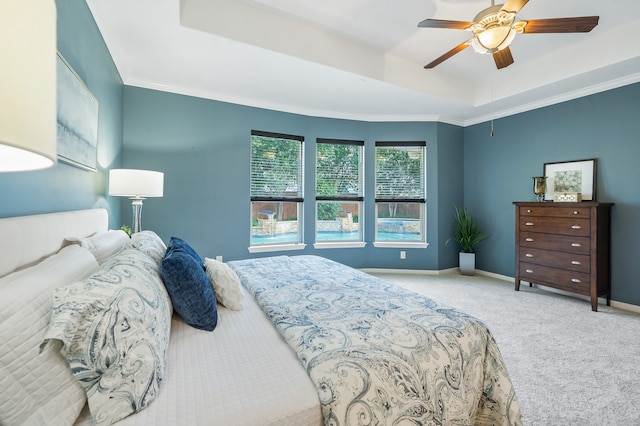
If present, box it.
[248,243,307,254]
[313,241,367,249]
[373,241,429,249]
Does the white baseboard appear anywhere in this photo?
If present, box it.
[362,268,640,314]
[360,267,456,276]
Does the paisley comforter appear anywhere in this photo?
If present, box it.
[228,255,522,426]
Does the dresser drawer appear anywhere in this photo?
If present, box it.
[519,206,590,218]
[519,247,590,273]
[519,216,590,237]
[520,231,590,255]
[519,262,590,294]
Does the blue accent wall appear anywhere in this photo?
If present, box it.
[463,83,640,306]
[122,87,462,271]
[0,0,123,227]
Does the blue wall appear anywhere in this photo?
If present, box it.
[0,0,123,227]
[122,87,463,270]
[464,83,640,306]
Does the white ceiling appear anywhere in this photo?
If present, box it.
[86,0,640,125]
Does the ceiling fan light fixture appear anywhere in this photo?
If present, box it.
[472,25,517,53]
[468,5,518,54]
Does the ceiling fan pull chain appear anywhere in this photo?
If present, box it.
[490,77,495,137]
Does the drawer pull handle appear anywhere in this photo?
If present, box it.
[526,238,534,242]
[571,261,581,265]
[525,253,534,257]
[573,211,579,215]
[527,209,532,213]
[571,278,581,283]
[571,243,582,247]
[571,225,582,229]
[525,269,534,273]
[525,222,534,226]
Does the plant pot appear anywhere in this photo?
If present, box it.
[459,252,475,276]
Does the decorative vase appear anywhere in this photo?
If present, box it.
[532,176,547,202]
[459,252,475,276]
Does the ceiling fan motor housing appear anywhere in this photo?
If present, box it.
[470,5,521,53]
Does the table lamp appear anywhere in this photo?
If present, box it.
[109,169,164,233]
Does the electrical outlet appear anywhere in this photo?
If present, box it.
[216,255,223,262]
[400,251,406,259]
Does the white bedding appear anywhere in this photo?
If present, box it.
[1,209,321,426]
[74,285,322,426]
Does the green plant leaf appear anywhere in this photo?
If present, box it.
[446,206,488,253]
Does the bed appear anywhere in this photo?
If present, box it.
[0,208,521,426]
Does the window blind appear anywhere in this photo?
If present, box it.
[316,138,364,201]
[375,141,425,202]
[251,131,304,201]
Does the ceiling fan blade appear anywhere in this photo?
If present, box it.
[522,16,599,33]
[417,19,472,30]
[493,47,514,69]
[500,0,529,14]
[424,41,470,69]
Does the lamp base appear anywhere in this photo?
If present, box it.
[130,197,145,234]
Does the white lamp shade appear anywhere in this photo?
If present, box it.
[0,0,57,172]
[109,169,164,198]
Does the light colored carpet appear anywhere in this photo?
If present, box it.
[368,271,640,426]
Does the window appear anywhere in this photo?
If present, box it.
[315,138,364,247]
[249,130,305,252]
[374,141,427,247]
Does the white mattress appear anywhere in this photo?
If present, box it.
[75,287,322,426]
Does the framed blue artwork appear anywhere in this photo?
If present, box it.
[56,52,99,171]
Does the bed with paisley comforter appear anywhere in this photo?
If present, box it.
[228,255,522,426]
[1,208,520,426]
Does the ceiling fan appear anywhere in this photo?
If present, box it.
[418,0,599,69]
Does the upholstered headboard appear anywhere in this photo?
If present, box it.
[0,209,108,278]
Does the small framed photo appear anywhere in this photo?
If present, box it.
[544,159,596,201]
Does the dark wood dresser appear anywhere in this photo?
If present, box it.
[513,202,613,311]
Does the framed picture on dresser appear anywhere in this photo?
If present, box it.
[543,158,596,201]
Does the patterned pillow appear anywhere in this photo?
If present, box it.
[43,247,172,426]
[204,257,244,310]
[125,230,167,265]
[160,238,218,331]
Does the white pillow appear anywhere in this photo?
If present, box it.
[65,229,130,263]
[0,245,99,426]
[204,257,244,310]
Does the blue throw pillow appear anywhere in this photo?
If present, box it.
[160,238,218,331]
[167,236,202,264]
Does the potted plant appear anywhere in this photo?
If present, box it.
[446,206,489,275]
